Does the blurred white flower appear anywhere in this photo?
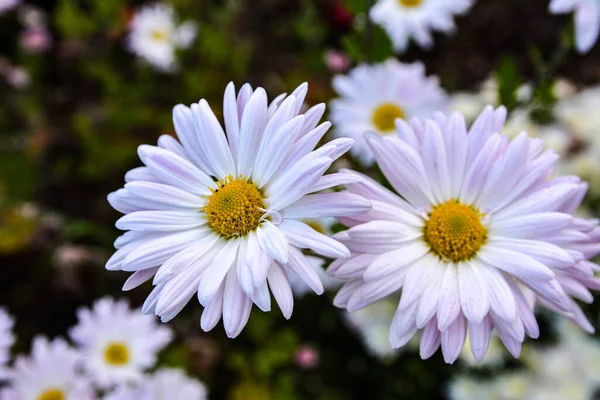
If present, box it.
[0,0,19,15]
[69,297,173,389]
[0,308,14,380]
[5,67,29,89]
[369,0,475,53]
[549,0,600,54]
[330,59,448,165]
[128,3,198,72]
[104,368,208,400]
[344,299,400,360]
[6,336,94,400]
[20,27,51,54]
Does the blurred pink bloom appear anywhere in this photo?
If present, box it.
[295,345,319,369]
[20,27,51,54]
[324,50,350,73]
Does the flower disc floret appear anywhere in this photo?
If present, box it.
[372,103,406,132]
[203,176,265,238]
[424,201,487,263]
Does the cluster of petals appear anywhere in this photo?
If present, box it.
[107,82,371,338]
[329,106,600,363]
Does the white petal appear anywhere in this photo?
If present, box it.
[125,181,205,209]
[477,245,555,281]
[191,99,236,177]
[197,240,239,306]
[256,221,289,264]
[237,88,268,175]
[457,262,489,323]
[200,283,224,332]
[280,219,350,258]
[116,210,206,231]
[437,265,460,331]
[268,263,294,319]
[222,269,253,338]
[441,314,467,364]
[281,192,371,219]
[489,212,572,240]
[122,268,159,291]
[284,246,324,295]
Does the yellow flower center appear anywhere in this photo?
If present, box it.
[104,342,130,366]
[151,30,169,42]
[423,201,487,263]
[372,103,405,133]
[38,389,65,400]
[203,176,266,238]
[399,0,423,7]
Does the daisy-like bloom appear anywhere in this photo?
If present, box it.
[6,336,94,400]
[0,308,14,380]
[329,105,600,364]
[369,0,474,53]
[69,297,172,388]
[330,60,448,165]
[549,0,600,54]
[106,82,371,338]
[127,3,197,72]
[104,368,207,400]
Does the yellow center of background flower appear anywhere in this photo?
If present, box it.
[372,103,405,133]
[38,389,65,400]
[204,176,265,238]
[423,201,487,263]
[151,30,169,42]
[104,342,130,366]
[399,0,423,7]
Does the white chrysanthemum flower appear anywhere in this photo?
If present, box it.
[106,82,371,338]
[549,0,600,54]
[104,368,207,400]
[69,297,173,388]
[369,0,474,53]
[330,60,448,165]
[0,308,14,380]
[330,105,600,364]
[6,336,94,400]
[127,3,197,72]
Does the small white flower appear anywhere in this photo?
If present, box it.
[128,3,197,72]
[549,0,600,54]
[330,60,448,165]
[0,308,14,380]
[107,82,371,338]
[69,297,173,389]
[104,368,207,400]
[369,0,475,53]
[6,336,94,400]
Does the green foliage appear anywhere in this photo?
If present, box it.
[496,56,520,111]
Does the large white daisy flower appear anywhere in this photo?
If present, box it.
[369,0,475,53]
[330,60,448,165]
[106,82,371,338]
[69,297,173,389]
[329,106,600,364]
[6,336,94,400]
[549,0,600,54]
[0,308,14,380]
[104,368,207,400]
[127,3,197,72]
